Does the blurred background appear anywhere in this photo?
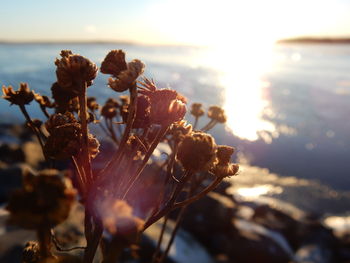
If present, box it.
[1,0,350,261]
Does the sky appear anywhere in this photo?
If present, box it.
[1,0,350,46]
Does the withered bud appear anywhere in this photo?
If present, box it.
[45,112,77,134]
[51,82,77,113]
[106,98,120,108]
[168,121,193,142]
[34,93,54,108]
[100,50,127,77]
[191,103,204,118]
[87,97,99,111]
[22,241,40,263]
[6,169,76,229]
[216,145,235,165]
[177,131,217,172]
[101,103,117,119]
[119,95,130,106]
[108,59,145,92]
[147,89,186,125]
[88,134,100,158]
[211,163,239,178]
[2,83,35,105]
[44,113,81,160]
[207,106,227,123]
[55,50,98,93]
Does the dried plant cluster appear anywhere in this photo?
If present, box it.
[2,49,239,263]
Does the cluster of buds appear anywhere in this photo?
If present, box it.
[101,50,144,92]
[44,112,99,160]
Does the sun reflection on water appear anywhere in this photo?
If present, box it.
[205,41,278,141]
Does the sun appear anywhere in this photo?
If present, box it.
[147,0,336,141]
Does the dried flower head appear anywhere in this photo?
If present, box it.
[211,145,239,177]
[34,93,54,108]
[100,50,127,77]
[216,145,235,165]
[119,95,130,106]
[108,59,145,92]
[88,134,100,158]
[168,121,193,142]
[177,131,217,172]
[44,113,81,160]
[191,103,204,118]
[207,106,227,123]
[2,83,35,105]
[22,241,40,263]
[6,169,76,229]
[211,163,239,178]
[101,102,118,119]
[55,50,98,93]
[87,97,99,111]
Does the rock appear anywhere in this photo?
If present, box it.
[22,141,45,168]
[0,143,25,164]
[0,164,30,204]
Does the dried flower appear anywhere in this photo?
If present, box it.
[87,97,99,111]
[100,50,127,77]
[2,83,35,105]
[22,241,40,263]
[55,50,98,94]
[191,103,204,118]
[207,106,227,123]
[44,113,81,160]
[101,103,118,119]
[177,131,217,172]
[34,93,54,108]
[108,59,145,92]
[211,145,239,177]
[6,169,76,229]
[168,121,193,143]
[216,145,235,165]
[51,82,77,113]
[146,89,186,125]
[88,134,100,158]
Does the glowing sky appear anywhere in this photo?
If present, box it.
[1,0,349,45]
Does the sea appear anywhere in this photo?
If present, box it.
[0,43,350,229]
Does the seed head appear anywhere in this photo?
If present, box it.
[87,97,99,111]
[207,105,227,123]
[108,59,145,92]
[34,93,54,108]
[100,50,127,77]
[177,131,217,172]
[55,50,98,93]
[191,103,204,118]
[2,83,35,105]
[6,169,76,229]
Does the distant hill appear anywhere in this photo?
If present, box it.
[277,37,350,44]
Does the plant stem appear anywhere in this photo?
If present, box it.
[83,215,103,263]
[151,216,169,263]
[37,225,53,260]
[122,125,169,200]
[19,104,45,151]
[143,171,193,230]
[193,116,199,129]
[78,81,93,185]
[172,176,223,209]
